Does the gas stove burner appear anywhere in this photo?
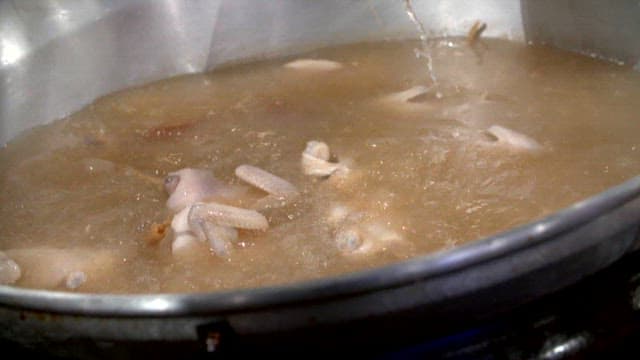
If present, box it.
[380,251,640,359]
[3,252,640,359]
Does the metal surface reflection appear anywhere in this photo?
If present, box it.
[0,0,524,145]
[0,38,24,66]
[538,333,591,360]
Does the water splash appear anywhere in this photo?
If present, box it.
[403,0,438,87]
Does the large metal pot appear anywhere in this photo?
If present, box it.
[1,0,639,357]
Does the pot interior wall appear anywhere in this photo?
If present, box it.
[2,1,638,145]
[2,0,524,144]
[3,0,637,145]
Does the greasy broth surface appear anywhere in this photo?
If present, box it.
[1,39,639,293]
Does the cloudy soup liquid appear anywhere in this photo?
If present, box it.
[1,38,639,293]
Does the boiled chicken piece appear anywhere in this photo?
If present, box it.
[327,204,404,257]
[335,222,404,256]
[165,168,247,212]
[301,140,349,178]
[169,206,201,256]
[235,164,300,209]
[187,202,267,257]
[283,59,343,71]
[4,247,118,290]
[379,85,436,111]
[0,251,21,285]
[384,85,431,103]
[484,125,543,152]
[164,165,297,257]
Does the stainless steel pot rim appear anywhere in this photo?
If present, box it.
[1,174,639,318]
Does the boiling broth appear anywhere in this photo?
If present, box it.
[1,38,639,293]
